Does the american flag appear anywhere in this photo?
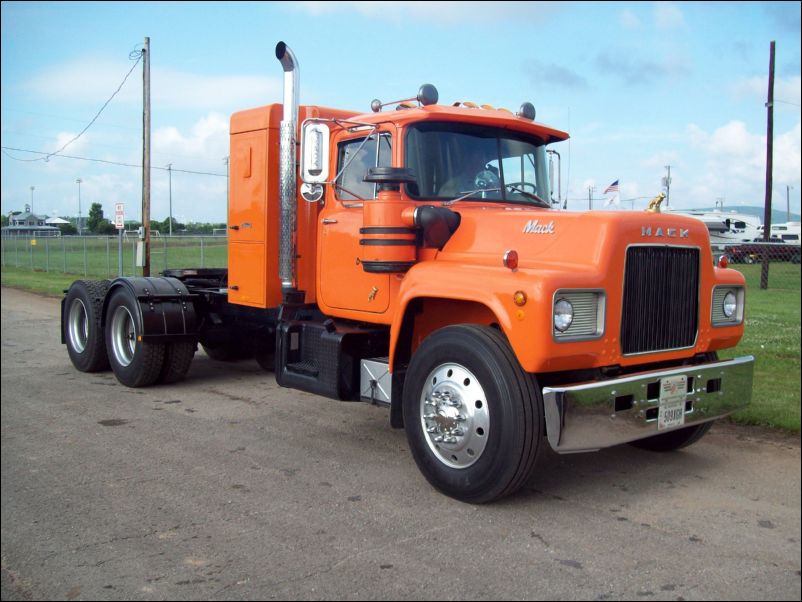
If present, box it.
[604,180,619,194]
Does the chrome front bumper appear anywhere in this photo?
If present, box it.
[542,356,754,453]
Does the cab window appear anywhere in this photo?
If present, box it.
[335,134,392,201]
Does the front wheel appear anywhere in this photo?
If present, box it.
[403,325,542,503]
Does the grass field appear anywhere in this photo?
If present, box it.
[2,247,799,432]
[718,263,801,431]
[0,235,227,279]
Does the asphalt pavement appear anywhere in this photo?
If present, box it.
[1,286,800,600]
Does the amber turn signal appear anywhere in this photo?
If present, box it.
[513,291,527,306]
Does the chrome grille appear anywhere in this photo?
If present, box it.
[621,246,699,355]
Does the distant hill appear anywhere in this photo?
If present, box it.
[671,206,800,224]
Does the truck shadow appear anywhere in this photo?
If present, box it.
[511,438,721,506]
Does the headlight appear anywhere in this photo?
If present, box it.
[722,291,737,318]
[553,298,574,332]
[552,290,606,340]
[712,286,744,326]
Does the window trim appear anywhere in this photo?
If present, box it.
[334,132,393,203]
[402,121,549,202]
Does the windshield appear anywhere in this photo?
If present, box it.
[405,122,552,204]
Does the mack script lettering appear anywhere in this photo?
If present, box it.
[523,220,556,234]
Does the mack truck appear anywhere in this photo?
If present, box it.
[61,42,755,503]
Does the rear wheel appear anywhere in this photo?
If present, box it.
[63,280,110,372]
[403,324,542,503]
[105,287,165,387]
[158,342,196,384]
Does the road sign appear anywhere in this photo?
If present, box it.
[115,203,125,230]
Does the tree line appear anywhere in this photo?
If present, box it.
[0,204,225,235]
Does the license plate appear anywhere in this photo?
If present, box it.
[658,375,687,431]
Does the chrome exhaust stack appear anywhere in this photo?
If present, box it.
[275,41,299,290]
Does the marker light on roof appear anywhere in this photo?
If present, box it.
[517,102,536,120]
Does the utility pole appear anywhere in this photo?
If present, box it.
[76,178,82,235]
[663,165,672,208]
[167,163,173,236]
[588,186,594,210]
[760,40,775,290]
[142,36,151,276]
[787,185,792,222]
[223,156,230,227]
[29,186,35,215]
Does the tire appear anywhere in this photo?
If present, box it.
[403,324,542,504]
[629,421,714,452]
[158,342,196,384]
[63,280,110,372]
[105,287,165,387]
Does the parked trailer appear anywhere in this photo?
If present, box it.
[62,42,754,503]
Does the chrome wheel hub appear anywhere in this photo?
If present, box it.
[110,305,136,367]
[420,363,490,469]
[68,299,89,353]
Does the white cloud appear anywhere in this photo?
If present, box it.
[732,75,802,111]
[23,59,282,112]
[49,131,90,156]
[153,112,229,162]
[775,122,802,185]
[654,2,685,29]
[152,69,281,111]
[685,120,801,205]
[291,1,560,24]
[641,151,679,169]
[620,10,641,28]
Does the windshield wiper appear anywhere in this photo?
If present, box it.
[504,184,551,208]
[443,185,550,208]
[442,188,503,206]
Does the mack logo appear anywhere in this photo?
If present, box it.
[523,220,555,234]
[641,226,690,238]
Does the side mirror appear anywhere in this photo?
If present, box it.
[300,121,330,184]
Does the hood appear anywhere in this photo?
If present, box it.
[436,206,713,272]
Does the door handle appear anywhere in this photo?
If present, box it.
[322,218,338,225]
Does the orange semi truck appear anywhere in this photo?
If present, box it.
[62,42,754,503]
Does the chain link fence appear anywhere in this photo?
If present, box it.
[1,235,227,279]
[719,242,801,291]
[2,235,799,290]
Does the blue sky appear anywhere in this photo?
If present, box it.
[2,1,800,224]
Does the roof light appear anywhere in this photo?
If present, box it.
[517,102,536,120]
[371,84,439,112]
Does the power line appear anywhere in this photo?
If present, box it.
[1,146,226,177]
[15,47,144,163]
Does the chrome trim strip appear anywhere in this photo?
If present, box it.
[542,355,754,453]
